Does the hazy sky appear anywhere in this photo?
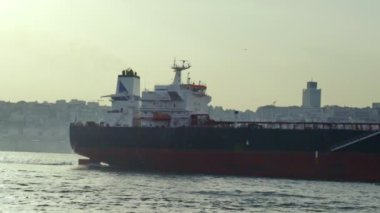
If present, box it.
[0,0,379,110]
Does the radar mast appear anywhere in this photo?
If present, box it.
[172,59,191,85]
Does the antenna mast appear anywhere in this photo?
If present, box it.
[171,59,191,85]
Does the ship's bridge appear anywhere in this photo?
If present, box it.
[182,84,207,96]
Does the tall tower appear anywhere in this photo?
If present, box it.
[302,81,321,108]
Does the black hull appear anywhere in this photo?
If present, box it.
[69,125,380,182]
[70,126,380,153]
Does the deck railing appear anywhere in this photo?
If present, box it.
[71,120,380,131]
[213,121,380,131]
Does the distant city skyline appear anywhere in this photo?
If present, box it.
[1,0,379,110]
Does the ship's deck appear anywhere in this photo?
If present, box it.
[72,121,380,131]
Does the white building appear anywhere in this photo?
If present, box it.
[302,81,321,108]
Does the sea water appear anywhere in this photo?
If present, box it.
[0,151,379,212]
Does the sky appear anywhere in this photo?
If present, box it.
[0,0,379,110]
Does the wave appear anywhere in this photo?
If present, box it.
[0,159,73,166]
[0,151,76,166]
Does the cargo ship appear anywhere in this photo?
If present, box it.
[70,60,380,182]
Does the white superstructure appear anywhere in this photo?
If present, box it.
[103,60,211,127]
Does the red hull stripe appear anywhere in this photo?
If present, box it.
[75,148,380,182]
